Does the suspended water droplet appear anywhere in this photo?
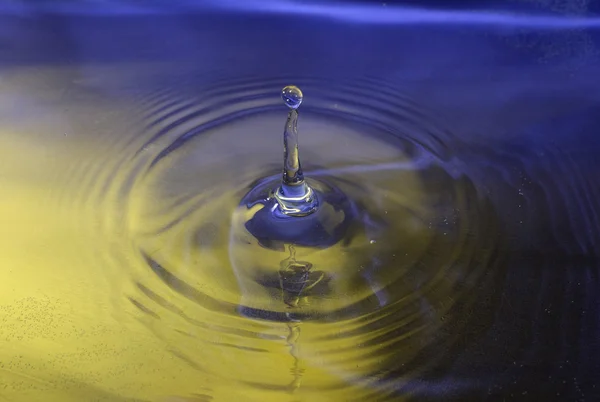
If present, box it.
[282,85,303,110]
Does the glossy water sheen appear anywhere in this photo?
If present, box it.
[0,3,600,402]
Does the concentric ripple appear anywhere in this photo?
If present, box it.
[98,74,600,400]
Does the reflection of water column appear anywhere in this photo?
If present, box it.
[278,245,324,308]
[286,321,303,393]
[279,245,323,393]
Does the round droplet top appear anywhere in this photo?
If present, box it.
[282,85,303,110]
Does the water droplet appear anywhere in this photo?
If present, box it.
[282,85,303,110]
[274,85,318,217]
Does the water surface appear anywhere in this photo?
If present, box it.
[1,3,600,402]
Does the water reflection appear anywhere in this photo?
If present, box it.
[0,4,599,402]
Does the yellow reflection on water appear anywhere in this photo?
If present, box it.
[0,67,419,402]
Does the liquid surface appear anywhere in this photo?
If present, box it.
[1,4,600,402]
